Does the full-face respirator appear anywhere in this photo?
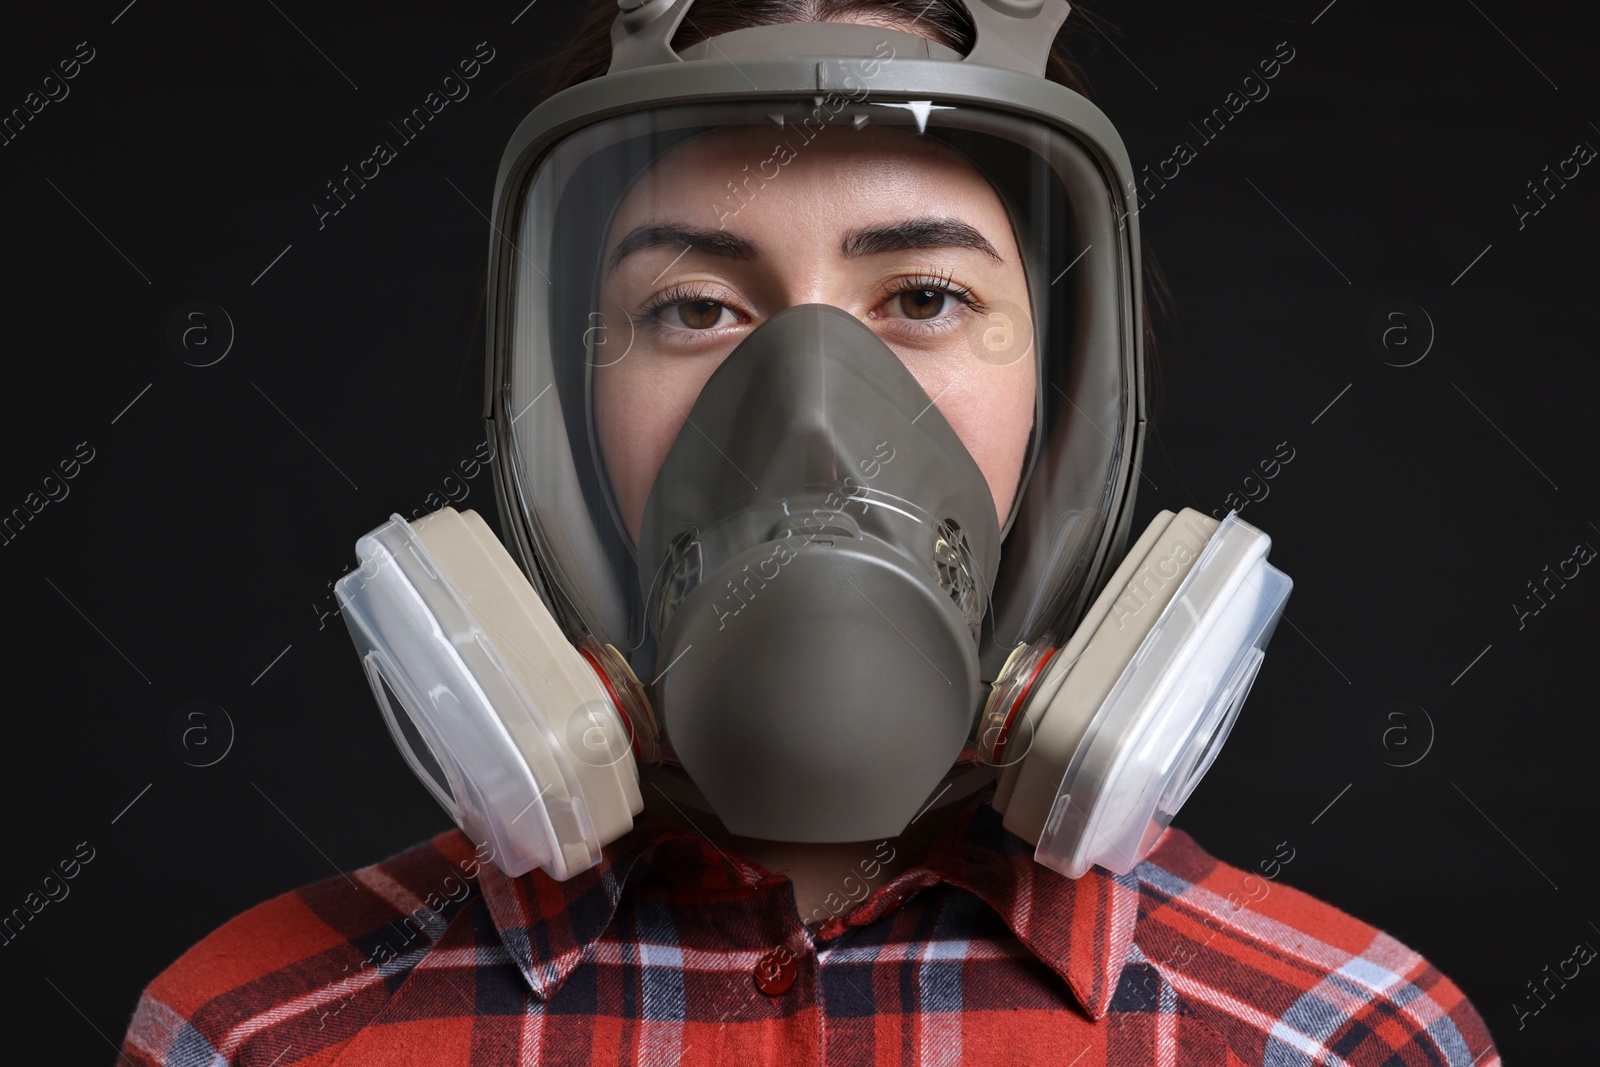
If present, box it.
[335,0,1292,882]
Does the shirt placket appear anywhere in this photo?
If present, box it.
[755,862,939,1064]
[639,878,822,1067]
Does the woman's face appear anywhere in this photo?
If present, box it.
[595,125,1036,544]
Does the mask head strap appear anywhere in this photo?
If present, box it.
[608,0,1072,77]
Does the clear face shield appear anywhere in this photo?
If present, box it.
[335,0,1292,882]
[497,96,1141,837]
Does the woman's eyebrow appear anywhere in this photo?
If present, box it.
[840,218,1003,262]
[606,224,758,275]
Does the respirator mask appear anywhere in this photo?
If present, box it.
[335,0,1292,882]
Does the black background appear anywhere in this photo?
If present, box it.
[1,1,1594,1061]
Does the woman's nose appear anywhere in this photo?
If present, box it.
[766,270,864,320]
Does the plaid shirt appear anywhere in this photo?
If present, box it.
[118,802,1497,1066]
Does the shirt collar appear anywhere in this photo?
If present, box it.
[477,801,1140,1019]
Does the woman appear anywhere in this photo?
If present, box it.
[118,2,1498,1063]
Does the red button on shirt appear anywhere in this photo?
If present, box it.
[753,948,797,995]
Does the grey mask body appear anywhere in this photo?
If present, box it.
[637,305,1002,841]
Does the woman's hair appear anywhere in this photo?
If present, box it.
[478,0,1169,425]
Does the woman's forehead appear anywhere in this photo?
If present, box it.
[648,123,968,169]
[609,125,1017,248]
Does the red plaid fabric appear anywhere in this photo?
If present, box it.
[118,802,1498,1065]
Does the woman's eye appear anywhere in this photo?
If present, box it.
[878,283,976,325]
[893,289,955,320]
[659,299,736,330]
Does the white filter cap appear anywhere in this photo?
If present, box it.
[336,513,629,880]
[1035,512,1292,878]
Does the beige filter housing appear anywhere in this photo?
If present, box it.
[990,507,1287,877]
